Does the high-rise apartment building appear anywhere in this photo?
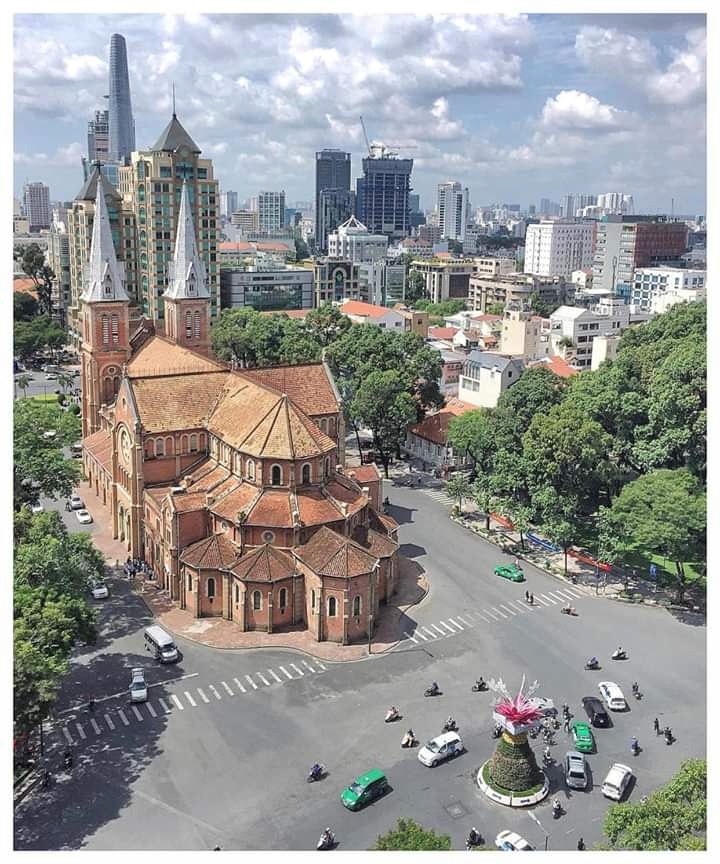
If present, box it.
[317,188,355,253]
[436,181,469,242]
[524,221,595,278]
[315,150,351,252]
[592,215,688,298]
[230,209,259,233]
[408,193,420,213]
[67,165,138,349]
[257,191,286,233]
[107,34,135,163]
[356,146,413,240]
[560,193,597,218]
[220,190,238,219]
[327,215,387,263]
[47,213,71,327]
[596,192,634,214]
[23,182,51,231]
[118,112,219,323]
[87,109,110,164]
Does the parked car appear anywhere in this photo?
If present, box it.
[90,582,109,600]
[417,731,464,767]
[69,493,85,510]
[598,681,627,711]
[571,721,595,753]
[582,696,610,728]
[493,563,525,582]
[129,668,147,703]
[42,430,57,440]
[495,830,533,851]
[564,750,590,790]
[45,373,58,381]
[529,696,556,717]
[340,769,389,810]
[76,509,93,524]
[70,443,83,458]
[602,763,633,800]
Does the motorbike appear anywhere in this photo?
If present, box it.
[631,740,640,757]
[63,752,73,770]
[466,831,483,850]
[491,724,503,739]
[401,731,417,748]
[385,708,401,723]
[383,497,390,507]
[471,680,488,692]
[551,717,561,730]
[560,606,578,616]
[664,728,673,745]
[584,659,600,670]
[442,719,459,733]
[317,832,335,851]
[552,801,563,819]
[611,649,627,660]
[307,764,325,783]
[542,751,553,765]
[41,770,52,789]
[424,685,441,697]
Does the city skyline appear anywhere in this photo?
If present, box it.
[14,12,706,213]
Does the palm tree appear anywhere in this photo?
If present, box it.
[56,372,74,395]
[446,475,471,511]
[15,373,31,399]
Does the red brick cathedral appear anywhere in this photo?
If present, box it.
[79,180,398,644]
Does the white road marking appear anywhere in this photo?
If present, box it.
[195,688,208,704]
[233,677,247,693]
[208,684,222,700]
[171,694,184,710]
[535,594,553,606]
[430,624,447,637]
[291,663,305,676]
[145,702,157,717]
[104,713,115,731]
[315,662,326,672]
[62,727,74,746]
[159,698,171,713]
[549,590,571,603]
[421,626,438,639]
[479,609,497,621]
[245,675,258,690]
[256,673,271,687]
[222,680,235,694]
[455,614,474,627]
[118,709,130,726]
[413,628,428,641]
[268,670,282,684]
[302,660,317,674]
[563,586,583,597]
[507,601,528,614]
[131,706,144,722]
[403,631,419,643]
[448,617,464,630]
[490,606,508,619]
[75,723,86,740]
[57,672,200,716]
[438,620,456,634]
[499,604,516,616]
[279,666,294,679]
[556,588,581,601]
[90,718,102,734]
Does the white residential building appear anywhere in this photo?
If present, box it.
[631,267,706,312]
[257,190,286,233]
[550,299,630,369]
[524,221,595,278]
[339,299,407,330]
[458,351,525,408]
[328,215,388,262]
[591,333,621,370]
[357,260,406,306]
[500,307,552,361]
[436,181,470,242]
[473,256,516,278]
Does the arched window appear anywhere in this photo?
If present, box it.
[279,588,287,611]
[252,590,262,611]
[113,376,121,395]
[271,465,282,486]
[311,589,316,612]
[181,434,188,452]
[247,459,255,481]
[155,438,165,457]
[207,577,215,598]
[199,433,206,449]
[190,433,198,452]
[320,417,327,432]
[194,310,201,338]
[101,314,109,345]
[146,439,155,458]
[185,311,193,338]
[165,436,173,455]
[328,596,337,617]
[302,463,311,484]
[353,595,361,618]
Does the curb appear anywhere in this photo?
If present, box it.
[476,760,550,808]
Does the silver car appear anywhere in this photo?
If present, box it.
[564,750,590,790]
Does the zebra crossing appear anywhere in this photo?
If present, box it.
[421,487,455,507]
[52,659,326,748]
[401,585,585,645]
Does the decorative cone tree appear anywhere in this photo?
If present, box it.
[483,676,546,798]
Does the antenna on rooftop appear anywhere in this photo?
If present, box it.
[172,82,176,116]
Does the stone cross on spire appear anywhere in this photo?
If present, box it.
[164,181,209,300]
[80,180,128,303]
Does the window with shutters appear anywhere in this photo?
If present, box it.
[101,315,109,345]
[185,311,193,338]
[279,588,287,612]
[111,314,119,344]
[194,310,201,338]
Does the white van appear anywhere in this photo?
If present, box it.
[144,625,179,663]
[129,668,148,703]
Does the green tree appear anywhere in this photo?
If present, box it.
[373,818,452,851]
[278,322,322,364]
[350,370,417,478]
[405,269,426,304]
[446,474,471,511]
[448,409,496,479]
[486,301,505,316]
[14,291,39,321]
[541,513,577,576]
[15,373,32,398]
[603,759,706,850]
[496,366,567,441]
[14,316,67,361]
[211,307,262,367]
[472,476,496,530]
[502,501,533,550]
[304,302,351,347]
[15,243,55,314]
[604,469,706,602]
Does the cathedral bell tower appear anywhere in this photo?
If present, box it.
[163,181,210,355]
[80,183,131,438]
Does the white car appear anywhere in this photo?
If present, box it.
[90,582,109,600]
[598,681,627,711]
[129,668,147,702]
[417,731,464,767]
[602,763,633,800]
[69,493,85,510]
[495,830,533,851]
[42,430,57,440]
[529,696,556,717]
[76,509,93,524]
[30,503,44,514]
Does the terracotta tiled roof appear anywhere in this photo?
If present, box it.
[345,464,382,485]
[218,241,252,252]
[230,544,295,583]
[83,428,112,472]
[409,405,476,445]
[14,278,38,297]
[295,526,377,578]
[245,489,293,528]
[180,533,238,569]
[145,486,172,507]
[128,336,225,378]
[350,524,397,559]
[369,509,399,536]
[183,460,230,490]
[428,326,459,340]
[209,483,260,521]
[529,355,581,379]
[341,299,393,319]
[323,477,367,516]
[131,372,228,433]
[444,398,474,415]
[296,488,345,526]
[168,491,207,514]
[208,378,335,459]
[239,364,339,418]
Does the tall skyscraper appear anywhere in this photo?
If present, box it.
[356,146,413,240]
[87,109,109,163]
[258,191,286,233]
[220,190,238,219]
[317,188,355,254]
[436,181,469,242]
[315,150,351,252]
[108,34,135,164]
[23,182,51,231]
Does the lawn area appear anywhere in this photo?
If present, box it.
[31,393,60,403]
[621,549,705,589]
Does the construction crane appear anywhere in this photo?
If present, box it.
[359,116,417,157]
[359,115,372,155]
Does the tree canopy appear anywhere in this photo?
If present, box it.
[14,315,67,360]
[372,818,452,851]
[14,243,54,314]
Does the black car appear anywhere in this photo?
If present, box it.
[582,696,610,728]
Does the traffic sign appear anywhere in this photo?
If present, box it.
[649,563,658,579]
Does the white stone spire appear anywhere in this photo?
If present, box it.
[164,181,209,300]
[81,182,128,303]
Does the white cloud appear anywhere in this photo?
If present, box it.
[575,26,656,74]
[646,28,706,106]
[14,142,83,166]
[540,90,632,131]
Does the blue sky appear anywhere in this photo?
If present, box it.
[13,12,706,214]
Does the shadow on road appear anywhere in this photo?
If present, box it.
[385,503,415,526]
[398,542,426,559]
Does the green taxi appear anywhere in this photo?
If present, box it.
[493,563,525,583]
[340,768,389,810]
[571,721,595,753]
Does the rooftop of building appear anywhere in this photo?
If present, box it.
[151,113,201,154]
[528,355,581,379]
[340,299,396,319]
[408,401,474,445]
[465,350,524,372]
[428,326,460,340]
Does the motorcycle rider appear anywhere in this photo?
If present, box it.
[475,676,485,690]
[401,729,415,747]
[467,827,481,847]
[552,799,562,817]
[310,763,323,779]
[543,745,552,762]
[631,681,639,695]
[614,646,624,658]
[587,656,598,668]
[664,726,673,743]
[631,736,639,754]
[445,716,456,731]
[320,828,334,849]
[63,750,73,769]
[386,706,399,721]
[428,681,439,695]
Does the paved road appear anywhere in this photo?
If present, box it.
[15,481,706,851]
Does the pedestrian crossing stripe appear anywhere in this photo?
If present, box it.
[75,723,86,740]
[268,670,282,684]
[146,702,157,717]
[302,661,317,674]
[290,663,304,677]
[279,665,294,679]
[222,680,235,694]
[62,728,74,746]
[256,673,271,687]
[245,675,258,690]
[118,709,130,725]
[131,706,143,722]
[187,690,200,706]
[104,714,115,731]
[171,694,184,710]
[208,684,222,699]
[499,604,516,616]
[90,718,102,734]
[233,678,246,693]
